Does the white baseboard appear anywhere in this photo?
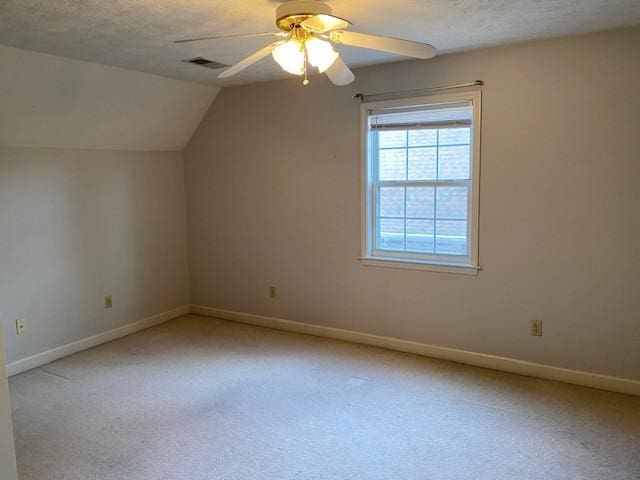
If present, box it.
[191,305,640,397]
[7,303,639,396]
[6,305,190,377]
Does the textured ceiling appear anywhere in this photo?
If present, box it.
[1,0,639,87]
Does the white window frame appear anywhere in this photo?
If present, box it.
[360,91,482,275]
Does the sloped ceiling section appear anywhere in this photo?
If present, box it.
[0,45,219,150]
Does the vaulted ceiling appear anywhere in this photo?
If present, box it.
[0,45,218,150]
[1,0,639,87]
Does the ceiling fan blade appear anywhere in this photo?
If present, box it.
[175,32,286,44]
[218,41,284,79]
[329,31,436,59]
[325,56,355,86]
[300,14,352,33]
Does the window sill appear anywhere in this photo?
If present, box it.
[359,256,481,275]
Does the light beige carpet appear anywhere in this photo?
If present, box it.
[9,315,640,480]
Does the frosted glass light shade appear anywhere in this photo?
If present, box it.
[272,40,305,75]
[305,36,338,73]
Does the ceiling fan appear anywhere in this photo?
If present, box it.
[175,0,437,86]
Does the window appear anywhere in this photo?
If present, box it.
[360,91,481,274]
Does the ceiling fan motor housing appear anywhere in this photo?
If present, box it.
[275,0,332,30]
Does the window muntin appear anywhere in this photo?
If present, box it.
[363,94,480,270]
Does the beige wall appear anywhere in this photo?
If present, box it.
[0,322,18,480]
[0,148,190,364]
[184,27,640,380]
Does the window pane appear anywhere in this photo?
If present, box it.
[436,187,468,220]
[406,186,434,218]
[408,147,437,180]
[435,220,467,255]
[378,218,404,251]
[438,145,470,180]
[406,219,434,253]
[378,187,405,217]
[408,130,437,146]
[379,148,406,180]
[439,128,471,146]
[378,130,406,148]
[368,104,476,264]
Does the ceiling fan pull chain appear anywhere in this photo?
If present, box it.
[302,46,310,86]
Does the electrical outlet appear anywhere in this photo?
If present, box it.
[16,319,26,335]
[531,319,542,336]
[269,286,277,299]
[104,295,113,309]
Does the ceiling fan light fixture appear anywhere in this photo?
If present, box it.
[179,0,437,86]
[272,39,305,75]
[305,36,338,73]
